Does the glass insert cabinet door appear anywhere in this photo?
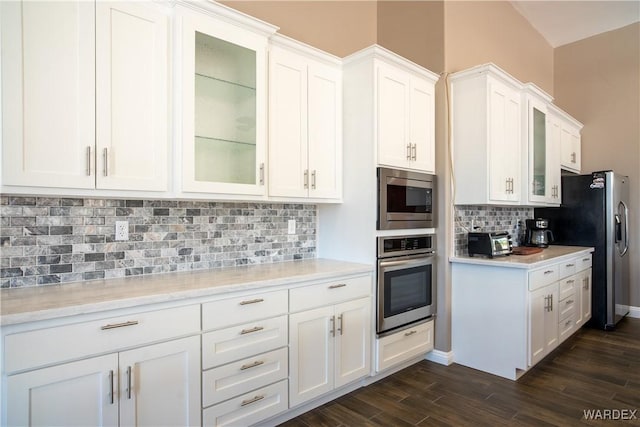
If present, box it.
[179,7,268,195]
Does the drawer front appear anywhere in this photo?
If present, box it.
[528,266,558,291]
[559,293,577,321]
[559,275,577,300]
[289,275,371,312]
[576,254,592,272]
[202,290,288,331]
[559,314,576,343]
[376,320,433,372]
[202,315,287,369]
[558,259,577,279]
[203,347,288,407]
[5,304,200,374]
[202,379,288,427]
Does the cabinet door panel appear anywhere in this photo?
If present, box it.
[268,46,308,198]
[308,60,342,199]
[529,286,547,366]
[6,354,118,427]
[409,76,435,173]
[95,1,169,191]
[377,63,409,169]
[1,1,95,188]
[289,306,334,407]
[119,336,201,427]
[335,298,371,388]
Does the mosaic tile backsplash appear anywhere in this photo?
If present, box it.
[0,196,316,288]
[454,205,534,255]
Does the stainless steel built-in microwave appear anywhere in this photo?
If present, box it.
[377,168,436,230]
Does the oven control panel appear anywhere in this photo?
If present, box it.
[378,234,436,258]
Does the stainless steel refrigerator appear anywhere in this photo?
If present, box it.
[535,171,630,330]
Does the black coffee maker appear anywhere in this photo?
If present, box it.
[525,218,554,247]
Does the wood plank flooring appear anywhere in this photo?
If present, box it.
[279,317,640,426]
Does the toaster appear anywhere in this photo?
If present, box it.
[467,232,512,257]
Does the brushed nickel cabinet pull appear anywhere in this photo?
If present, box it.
[411,143,417,161]
[571,152,576,163]
[566,319,572,327]
[329,315,335,337]
[109,370,115,405]
[567,299,574,305]
[240,360,265,371]
[550,294,553,311]
[101,320,139,330]
[240,326,264,335]
[103,147,108,177]
[126,366,132,399]
[311,170,316,190]
[304,169,309,189]
[337,314,343,335]
[566,263,575,267]
[259,163,265,185]
[404,330,417,337]
[582,258,590,262]
[241,395,265,407]
[239,298,264,306]
[406,144,412,160]
[328,283,347,289]
[567,280,575,284]
[543,270,554,275]
[86,146,92,176]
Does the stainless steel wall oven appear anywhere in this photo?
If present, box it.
[377,234,436,334]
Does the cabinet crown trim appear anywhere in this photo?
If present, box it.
[177,0,279,37]
[343,44,440,82]
[449,63,523,90]
[522,82,553,103]
[548,104,584,129]
[270,33,342,66]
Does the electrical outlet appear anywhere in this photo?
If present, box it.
[287,219,296,235]
[115,221,129,241]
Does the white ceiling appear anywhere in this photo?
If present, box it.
[510,0,640,48]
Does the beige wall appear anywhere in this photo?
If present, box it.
[444,1,554,95]
[554,23,640,307]
[220,1,377,57]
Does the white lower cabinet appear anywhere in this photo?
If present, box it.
[289,297,371,407]
[376,320,434,372]
[528,282,559,366]
[7,336,201,427]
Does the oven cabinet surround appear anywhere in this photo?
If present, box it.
[522,84,561,206]
[176,2,276,197]
[450,64,523,205]
[4,305,201,426]
[0,259,374,427]
[268,35,342,201]
[1,0,170,193]
[549,105,584,174]
[288,276,371,407]
[451,246,593,380]
[343,45,438,174]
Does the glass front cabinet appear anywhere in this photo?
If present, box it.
[177,4,276,195]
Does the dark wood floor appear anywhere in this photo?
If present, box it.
[279,317,640,426]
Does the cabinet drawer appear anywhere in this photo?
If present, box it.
[558,259,577,279]
[559,314,576,343]
[5,304,200,374]
[376,320,433,372]
[529,266,558,291]
[202,315,287,369]
[559,275,577,300]
[202,290,288,331]
[576,254,592,272]
[202,379,288,427]
[203,347,288,407]
[559,293,577,321]
[289,275,371,312]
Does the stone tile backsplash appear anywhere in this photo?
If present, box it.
[0,196,316,288]
[454,205,534,255]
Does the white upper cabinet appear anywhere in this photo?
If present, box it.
[1,1,170,192]
[550,105,583,174]
[376,57,437,173]
[522,84,560,206]
[268,36,342,201]
[451,64,523,205]
[177,3,276,196]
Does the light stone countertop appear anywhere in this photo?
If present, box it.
[450,245,594,269]
[0,259,373,326]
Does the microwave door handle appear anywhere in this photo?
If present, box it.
[386,177,431,190]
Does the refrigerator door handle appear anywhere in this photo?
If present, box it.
[619,201,629,256]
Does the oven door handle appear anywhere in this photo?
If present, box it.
[379,254,434,269]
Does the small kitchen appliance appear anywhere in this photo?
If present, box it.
[467,232,512,257]
[524,218,554,248]
[377,168,436,230]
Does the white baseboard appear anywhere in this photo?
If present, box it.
[628,306,640,318]
[425,349,454,366]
